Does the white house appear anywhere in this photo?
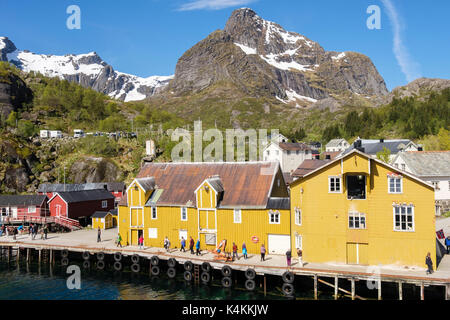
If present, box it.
[392,151,450,216]
[325,139,350,152]
[263,142,313,174]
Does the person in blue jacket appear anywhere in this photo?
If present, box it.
[445,236,450,254]
[196,239,201,256]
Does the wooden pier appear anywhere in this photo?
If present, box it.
[0,228,448,300]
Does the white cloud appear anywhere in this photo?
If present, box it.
[381,0,421,82]
[178,0,257,11]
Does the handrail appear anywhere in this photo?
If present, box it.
[1,215,82,230]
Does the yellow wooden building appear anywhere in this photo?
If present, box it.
[91,211,114,230]
[118,162,290,255]
[289,149,436,268]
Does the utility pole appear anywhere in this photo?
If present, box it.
[64,166,66,191]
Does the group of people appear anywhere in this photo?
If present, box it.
[0,224,48,240]
[30,224,48,240]
[179,237,201,256]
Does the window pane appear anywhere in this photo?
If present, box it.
[336,179,340,191]
[361,217,366,229]
[349,216,354,228]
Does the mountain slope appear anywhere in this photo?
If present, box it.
[0,37,172,102]
[167,8,388,108]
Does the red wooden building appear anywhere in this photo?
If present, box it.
[0,195,49,222]
[47,189,115,221]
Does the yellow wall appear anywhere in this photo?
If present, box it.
[92,215,113,230]
[290,153,436,267]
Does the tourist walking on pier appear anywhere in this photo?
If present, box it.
[196,239,201,256]
[138,234,144,250]
[180,237,186,252]
[189,237,195,254]
[286,249,292,267]
[260,244,266,262]
[242,242,248,260]
[425,252,434,275]
[97,227,101,243]
[13,227,18,240]
[445,236,450,254]
[117,234,122,248]
[164,237,171,252]
[28,224,32,236]
[232,242,238,261]
[297,248,303,267]
[43,225,48,240]
[32,225,38,240]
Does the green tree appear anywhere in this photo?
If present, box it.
[376,146,391,164]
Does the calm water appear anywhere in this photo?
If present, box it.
[0,259,301,300]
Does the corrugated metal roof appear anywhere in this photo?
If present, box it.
[266,197,290,210]
[397,151,450,176]
[278,142,311,151]
[135,177,155,192]
[38,182,125,193]
[137,162,286,208]
[54,189,115,204]
[206,176,224,193]
[292,159,331,177]
[0,195,47,207]
[326,139,347,148]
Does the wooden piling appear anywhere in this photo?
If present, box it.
[17,247,20,261]
[398,281,403,300]
[263,275,266,297]
[38,250,41,264]
[446,284,450,301]
[378,279,382,300]
[26,248,30,263]
[351,278,355,301]
[420,282,424,301]
[314,274,318,300]
[49,249,52,264]
[334,276,338,300]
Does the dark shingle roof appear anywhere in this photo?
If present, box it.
[266,197,290,210]
[343,140,413,156]
[91,211,111,218]
[38,182,125,193]
[0,195,47,207]
[278,142,312,151]
[53,189,115,204]
[292,159,331,177]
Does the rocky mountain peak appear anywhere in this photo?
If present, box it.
[0,37,17,61]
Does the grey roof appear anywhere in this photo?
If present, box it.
[110,208,118,216]
[343,139,413,156]
[326,139,348,148]
[0,195,47,207]
[266,197,290,210]
[53,189,115,204]
[206,176,224,193]
[135,177,156,192]
[396,152,450,177]
[91,211,111,218]
[38,182,125,193]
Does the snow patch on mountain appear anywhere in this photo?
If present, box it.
[234,42,257,55]
[0,37,173,102]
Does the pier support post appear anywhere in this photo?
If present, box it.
[263,276,267,297]
[420,282,424,301]
[314,275,318,300]
[378,279,382,300]
[398,281,403,300]
[7,247,10,263]
[334,276,338,300]
[351,278,355,301]
[49,249,52,264]
[38,250,41,264]
[17,247,20,262]
[446,284,449,300]
[26,248,30,263]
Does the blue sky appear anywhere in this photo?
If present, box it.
[1,0,448,90]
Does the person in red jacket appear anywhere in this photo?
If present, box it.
[189,236,195,254]
[232,242,238,261]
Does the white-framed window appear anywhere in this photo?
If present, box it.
[401,164,406,171]
[348,212,366,229]
[181,207,188,221]
[295,234,302,250]
[432,181,440,190]
[295,207,302,226]
[151,207,157,220]
[28,206,36,213]
[233,209,242,224]
[148,228,158,239]
[275,150,279,156]
[393,205,414,232]
[269,210,280,224]
[388,176,402,193]
[329,176,342,193]
[102,200,108,208]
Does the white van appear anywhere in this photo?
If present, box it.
[40,130,50,139]
[74,129,85,138]
[50,130,62,139]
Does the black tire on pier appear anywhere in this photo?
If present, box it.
[245,279,256,291]
[201,272,211,284]
[83,260,90,269]
[114,252,122,262]
[97,260,105,270]
[114,261,122,271]
[97,252,105,261]
[221,266,232,277]
[61,250,69,258]
[131,263,140,273]
[282,271,295,284]
[282,283,295,297]
[201,262,211,273]
[183,271,193,282]
[245,268,256,280]
[150,256,159,266]
[167,267,176,279]
[151,265,160,276]
[167,258,177,268]
[184,261,193,272]
[221,276,232,288]
[131,254,139,264]
[61,257,69,266]
[82,252,90,261]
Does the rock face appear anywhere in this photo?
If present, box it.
[70,157,120,184]
[387,78,450,101]
[169,8,388,106]
[0,37,172,102]
[0,70,33,119]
